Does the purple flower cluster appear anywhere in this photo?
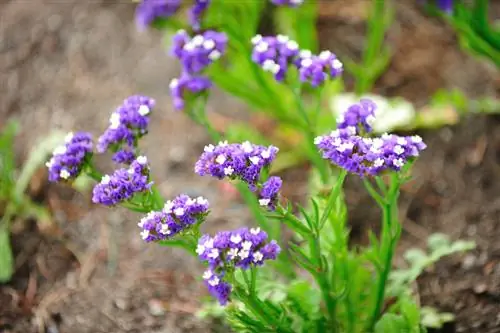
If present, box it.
[170,30,227,110]
[97,95,155,164]
[46,132,93,182]
[197,227,280,305]
[259,176,282,211]
[337,99,377,134]
[315,100,426,177]
[251,34,343,85]
[138,194,209,242]
[135,0,181,30]
[92,156,152,206]
[195,141,279,190]
[271,0,304,6]
[189,0,211,31]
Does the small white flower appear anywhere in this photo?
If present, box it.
[208,248,219,259]
[393,145,405,155]
[382,133,392,140]
[337,142,354,153]
[60,169,70,179]
[204,238,214,249]
[137,155,148,165]
[174,207,185,216]
[183,42,195,51]
[53,145,67,156]
[204,144,215,152]
[192,35,204,46]
[241,141,253,153]
[160,224,171,235]
[314,136,322,145]
[319,50,332,60]
[101,175,111,184]
[169,78,179,89]
[140,229,149,240]
[202,270,213,280]
[261,149,271,159]
[332,59,343,70]
[208,50,221,61]
[290,0,303,4]
[127,168,134,175]
[241,241,252,251]
[286,40,298,50]
[373,158,385,167]
[186,198,196,206]
[255,41,269,53]
[393,158,405,168]
[252,251,264,263]
[45,158,54,168]
[366,115,376,126]
[224,166,234,176]
[259,198,270,206]
[196,196,208,206]
[299,49,312,58]
[218,140,228,146]
[138,105,150,116]
[251,34,262,45]
[230,234,242,244]
[196,244,206,255]
[64,132,74,143]
[238,250,250,260]
[372,138,384,148]
[208,276,220,286]
[411,135,422,143]
[346,126,357,136]
[203,39,215,50]
[249,156,260,165]
[250,227,261,235]
[301,58,313,68]
[276,34,289,43]
[227,248,239,259]
[215,154,226,164]
[262,59,280,74]
[397,137,407,145]
[164,201,174,213]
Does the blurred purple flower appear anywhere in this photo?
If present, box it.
[135,0,181,30]
[169,74,212,110]
[259,176,282,211]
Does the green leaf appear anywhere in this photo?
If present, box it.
[0,227,14,283]
[374,313,409,333]
[0,120,20,200]
[286,280,321,318]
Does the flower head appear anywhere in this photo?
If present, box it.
[46,132,93,182]
[315,131,426,176]
[135,0,181,30]
[251,34,300,81]
[112,149,137,165]
[437,0,453,13]
[169,75,212,110]
[172,30,227,74]
[189,0,211,31]
[336,99,377,134]
[92,156,152,206]
[138,195,209,242]
[197,227,280,305]
[294,50,343,86]
[97,95,155,154]
[259,176,282,211]
[195,141,279,190]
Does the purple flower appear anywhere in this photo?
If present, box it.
[189,0,211,31]
[251,34,300,81]
[436,0,453,13]
[315,131,427,176]
[138,194,210,242]
[97,95,155,153]
[271,0,304,6]
[337,99,377,134]
[169,74,212,110]
[92,156,152,206]
[135,0,181,30]
[46,132,93,182]
[195,141,279,190]
[259,176,282,211]
[197,227,280,305]
[112,149,136,165]
[171,30,227,74]
[294,50,343,86]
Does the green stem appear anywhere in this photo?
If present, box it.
[276,204,310,237]
[319,170,347,230]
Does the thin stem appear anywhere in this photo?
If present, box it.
[319,170,347,230]
[276,204,310,237]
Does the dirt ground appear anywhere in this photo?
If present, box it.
[1,0,500,332]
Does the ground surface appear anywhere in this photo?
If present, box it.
[1,0,500,332]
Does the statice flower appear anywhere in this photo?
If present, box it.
[97,95,155,154]
[189,0,211,31]
[251,34,300,81]
[294,50,343,86]
[46,132,93,182]
[315,131,426,176]
[171,30,228,74]
[271,0,304,6]
[92,156,152,206]
[138,194,209,242]
[259,176,282,211]
[135,0,181,30]
[197,227,281,305]
[112,149,136,165]
[169,74,212,110]
[336,98,377,134]
[195,141,279,190]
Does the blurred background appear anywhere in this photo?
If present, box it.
[1,0,500,332]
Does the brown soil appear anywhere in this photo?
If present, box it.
[1,0,500,332]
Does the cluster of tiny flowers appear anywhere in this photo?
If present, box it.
[195,141,279,191]
[46,132,93,182]
[259,176,282,211]
[251,34,343,85]
[92,156,152,206]
[271,0,304,6]
[170,30,227,110]
[138,194,209,242]
[189,0,211,31]
[97,95,155,163]
[197,227,280,305]
[336,99,377,134]
[135,0,181,30]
